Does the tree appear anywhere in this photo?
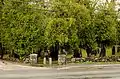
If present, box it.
[93,1,117,57]
[1,0,47,58]
[0,0,119,59]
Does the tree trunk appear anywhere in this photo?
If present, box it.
[50,41,59,60]
[100,44,106,57]
[112,46,115,55]
[86,45,92,57]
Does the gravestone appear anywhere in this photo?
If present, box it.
[58,54,66,65]
[115,45,118,54]
[71,58,75,63]
[112,45,120,55]
[30,54,38,65]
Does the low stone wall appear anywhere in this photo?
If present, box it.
[70,56,120,63]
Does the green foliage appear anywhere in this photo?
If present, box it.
[94,2,117,44]
[0,0,119,58]
[1,0,47,56]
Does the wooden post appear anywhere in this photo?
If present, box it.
[43,57,46,65]
[49,57,52,66]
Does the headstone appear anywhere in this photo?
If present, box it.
[115,45,118,54]
[112,45,120,55]
[30,54,38,65]
[71,58,75,63]
[58,54,66,65]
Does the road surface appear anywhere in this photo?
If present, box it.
[0,63,120,79]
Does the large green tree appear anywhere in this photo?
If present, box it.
[1,0,47,58]
[0,0,119,59]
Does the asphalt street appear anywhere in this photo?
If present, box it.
[0,64,120,79]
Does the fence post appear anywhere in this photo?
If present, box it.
[43,57,46,65]
[49,57,52,66]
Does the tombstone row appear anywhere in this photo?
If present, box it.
[29,54,53,66]
[28,54,66,65]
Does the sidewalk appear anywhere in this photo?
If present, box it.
[0,60,50,70]
[1,60,120,70]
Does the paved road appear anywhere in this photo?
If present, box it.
[0,64,120,79]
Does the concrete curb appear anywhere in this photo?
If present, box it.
[57,64,120,70]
